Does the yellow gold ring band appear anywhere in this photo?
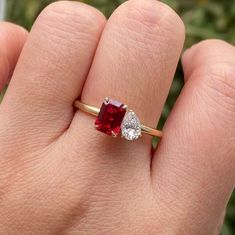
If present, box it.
[74,98,162,140]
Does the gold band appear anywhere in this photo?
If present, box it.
[74,100,163,138]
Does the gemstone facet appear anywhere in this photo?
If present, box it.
[95,98,127,136]
[121,111,141,140]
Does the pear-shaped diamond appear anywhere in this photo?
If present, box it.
[121,111,141,141]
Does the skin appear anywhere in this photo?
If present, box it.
[0,0,234,234]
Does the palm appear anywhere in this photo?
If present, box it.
[0,1,234,234]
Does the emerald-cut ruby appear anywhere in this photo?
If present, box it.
[95,98,126,137]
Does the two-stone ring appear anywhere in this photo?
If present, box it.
[74,98,162,141]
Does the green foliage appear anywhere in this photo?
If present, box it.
[1,0,235,234]
[0,86,6,102]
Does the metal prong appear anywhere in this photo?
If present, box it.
[129,110,135,115]
[104,97,110,105]
[111,131,118,138]
[123,104,128,109]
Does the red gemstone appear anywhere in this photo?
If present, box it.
[95,99,126,136]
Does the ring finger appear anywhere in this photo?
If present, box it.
[68,0,185,180]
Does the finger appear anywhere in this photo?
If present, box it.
[152,39,235,234]
[0,2,106,151]
[0,22,27,91]
[67,0,184,182]
[0,1,185,233]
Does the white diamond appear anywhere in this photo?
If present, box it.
[121,111,141,141]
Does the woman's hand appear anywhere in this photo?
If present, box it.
[0,1,234,234]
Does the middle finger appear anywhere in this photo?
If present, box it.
[68,0,184,177]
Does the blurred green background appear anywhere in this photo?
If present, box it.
[1,0,235,234]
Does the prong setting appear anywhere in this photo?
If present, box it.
[104,97,110,105]
[111,131,118,138]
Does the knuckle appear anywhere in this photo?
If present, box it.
[193,61,235,161]
[0,22,28,36]
[37,1,105,40]
[188,39,235,67]
[196,61,235,138]
[194,39,233,52]
[110,0,184,64]
[188,39,235,108]
[117,0,185,40]
[122,0,162,26]
[156,1,185,35]
[205,62,235,104]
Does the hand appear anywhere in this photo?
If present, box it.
[0,1,234,234]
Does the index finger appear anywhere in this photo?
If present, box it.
[0,22,27,91]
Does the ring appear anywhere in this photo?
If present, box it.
[74,98,163,141]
